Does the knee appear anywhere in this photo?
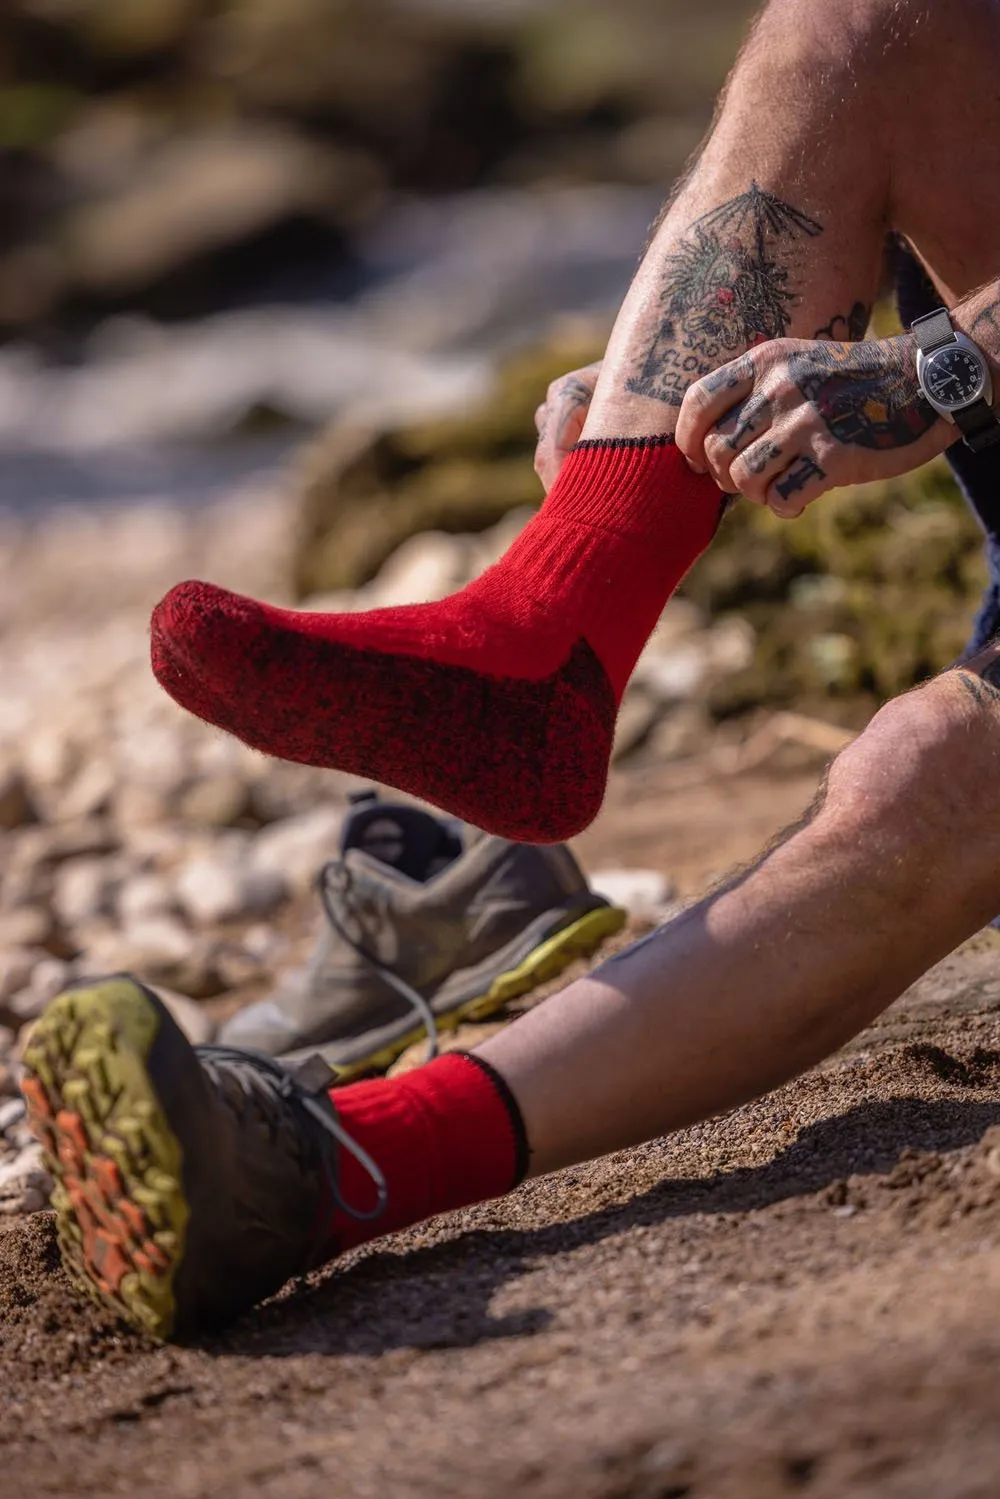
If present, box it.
[821,670,1000,860]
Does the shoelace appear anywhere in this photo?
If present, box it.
[195,1043,388,1224]
[317,859,440,1065]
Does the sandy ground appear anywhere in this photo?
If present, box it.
[5,737,1000,1498]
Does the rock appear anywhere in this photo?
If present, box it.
[388,1022,508,1078]
[612,688,661,763]
[153,987,216,1047]
[0,765,38,830]
[632,639,710,705]
[0,1146,53,1216]
[80,923,228,1000]
[116,874,178,926]
[0,1097,26,1134]
[251,806,344,893]
[52,758,117,822]
[367,531,475,607]
[291,328,605,597]
[0,906,55,952]
[590,868,677,921]
[0,949,47,1007]
[52,856,117,928]
[176,774,254,829]
[175,857,288,927]
[7,958,76,1022]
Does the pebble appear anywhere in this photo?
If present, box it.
[590,868,677,922]
[250,806,344,892]
[175,857,288,927]
[52,855,118,928]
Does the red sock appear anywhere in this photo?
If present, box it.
[323,1052,527,1254]
[151,437,723,841]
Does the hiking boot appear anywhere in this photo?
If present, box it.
[218,792,626,1078]
[20,976,374,1342]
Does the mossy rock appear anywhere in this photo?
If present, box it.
[291,326,606,596]
[683,459,988,719]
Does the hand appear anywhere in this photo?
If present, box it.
[675,334,947,518]
[534,361,602,493]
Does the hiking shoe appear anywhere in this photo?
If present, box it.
[218,792,626,1078]
[20,976,377,1342]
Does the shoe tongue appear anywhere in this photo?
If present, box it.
[341,792,463,882]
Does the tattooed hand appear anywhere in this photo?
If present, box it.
[675,334,948,518]
[533,361,602,492]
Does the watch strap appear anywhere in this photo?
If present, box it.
[911,307,955,353]
[953,398,1000,452]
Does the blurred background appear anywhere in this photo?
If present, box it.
[0,0,990,1071]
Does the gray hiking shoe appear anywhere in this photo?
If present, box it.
[21,976,381,1341]
[219,792,626,1078]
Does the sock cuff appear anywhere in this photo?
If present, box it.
[573,434,676,451]
[452,1052,531,1187]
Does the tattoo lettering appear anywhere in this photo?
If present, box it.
[704,354,756,394]
[724,392,771,451]
[814,302,870,342]
[626,182,823,407]
[787,337,937,450]
[775,455,825,501]
[744,438,782,475]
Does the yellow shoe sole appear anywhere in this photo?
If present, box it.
[20,977,188,1342]
[332,903,627,1083]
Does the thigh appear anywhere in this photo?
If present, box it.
[889,0,1000,298]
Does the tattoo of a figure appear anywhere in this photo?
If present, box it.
[626,182,823,407]
[814,302,870,342]
[745,438,782,475]
[788,336,937,450]
[775,455,825,501]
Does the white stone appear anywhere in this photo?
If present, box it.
[116,873,177,926]
[590,867,676,920]
[251,806,344,892]
[175,856,288,927]
[8,957,75,1020]
[153,987,215,1046]
[52,757,117,822]
[369,531,473,607]
[0,1097,26,1133]
[632,640,709,704]
[0,948,46,1005]
[85,916,193,971]
[52,856,117,928]
[0,905,53,950]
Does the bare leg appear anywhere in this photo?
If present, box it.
[480,645,1000,1173]
[580,0,1000,443]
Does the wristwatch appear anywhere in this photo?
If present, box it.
[911,307,1000,452]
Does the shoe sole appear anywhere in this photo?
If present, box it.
[20,977,188,1342]
[324,903,627,1082]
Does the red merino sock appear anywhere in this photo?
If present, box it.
[151,437,723,841]
[324,1052,528,1254]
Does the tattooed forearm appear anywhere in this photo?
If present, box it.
[744,438,782,475]
[626,181,823,407]
[775,455,825,500]
[814,302,870,342]
[787,336,937,450]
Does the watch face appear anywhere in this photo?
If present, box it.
[923,346,987,408]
